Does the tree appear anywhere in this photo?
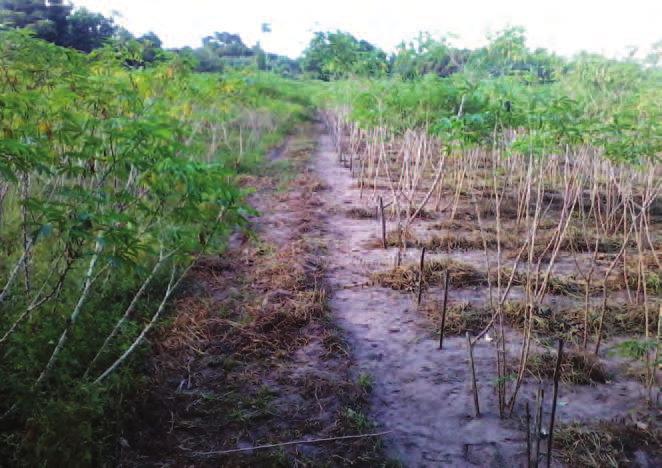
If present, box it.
[202,31,252,57]
[63,7,116,52]
[0,1,119,53]
[465,27,562,82]
[0,0,71,43]
[392,33,470,79]
[254,42,267,70]
[302,31,388,80]
[260,22,271,70]
[137,31,164,63]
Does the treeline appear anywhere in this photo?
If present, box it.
[0,1,296,73]
[0,0,159,53]
[301,27,661,83]
[5,2,659,82]
[176,31,300,76]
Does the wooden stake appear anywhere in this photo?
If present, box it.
[466,332,480,417]
[417,247,426,306]
[533,387,544,468]
[526,401,532,468]
[546,339,564,468]
[379,196,386,249]
[497,347,505,417]
[439,270,450,349]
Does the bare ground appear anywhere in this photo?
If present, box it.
[312,126,660,467]
[121,123,660,467]
[120,124,389,466]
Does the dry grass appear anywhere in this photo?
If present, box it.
[128,124,388,466]
[423,301,493,335]
[536,269,661,297]
[559,227,636,254]
[603,303,659,336]
[522,350,609,385]
[204,238,330,359]
[152,296,215,373]
[154,230,330,368]
[505,269,632,297]
[423,299,657,342]
[346,206,377,219]
[371,258,486,292]
[502,301,658,340]
[347,204,436,221]
[364,228,410,249]
[430,218,494,232]
[555,420,661,467]
[367,228,511,252]
[399,208,436,220]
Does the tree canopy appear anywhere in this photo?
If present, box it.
[302,31,388,80]
[0,1,121,52]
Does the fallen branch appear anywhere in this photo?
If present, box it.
[191,430,393,457]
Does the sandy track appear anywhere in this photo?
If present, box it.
[311,125,654,467]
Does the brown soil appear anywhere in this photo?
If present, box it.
[121,123,660,467]
[312,125,660,467]
[120,125,388,466]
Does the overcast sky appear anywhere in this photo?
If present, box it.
[72,0,662,59]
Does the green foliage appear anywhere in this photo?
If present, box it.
[182,31,300,75]
[302,31,388,80]
[392,33,470,79]
[343,407,373,432]
[0,1,123,53]
[0,31,312,466]
[357,372,373,392]
[612,339,657,361]
[314,28,661,163]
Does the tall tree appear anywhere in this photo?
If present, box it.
[62,7,116,52]
[0,0,72,43]
[302,31,387,80]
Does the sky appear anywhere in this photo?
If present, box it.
[72,0,662,59]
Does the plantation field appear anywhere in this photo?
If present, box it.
[314,110,660,466]
[0,31,313,464]
[0,22,661,468]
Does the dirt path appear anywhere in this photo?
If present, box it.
[310,125,656,467]
[123,123,656,467]
[121,124,386,466]
[312,128,527,466]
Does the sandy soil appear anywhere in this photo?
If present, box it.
[123,123,659,467]
[120,125,386,466]
[311,125,658,467]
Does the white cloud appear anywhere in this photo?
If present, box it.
[72,0,662,58]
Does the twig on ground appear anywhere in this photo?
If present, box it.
[191,430,393,457]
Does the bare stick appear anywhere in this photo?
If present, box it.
[379,196,386,249]
[408,153,446,225]
[526,401,532,468]
[595,224,632,354]
[94,208,229,383]
[417,247,426,306]
[466,332,480,417]
[192,430,392,457]
[33,239,103,388]
[0,238,34,306]
[94,263,182,383]
[439,270,450,349]
[84,250,172,378]
[547,339,564,468]
[533,387,544,468]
